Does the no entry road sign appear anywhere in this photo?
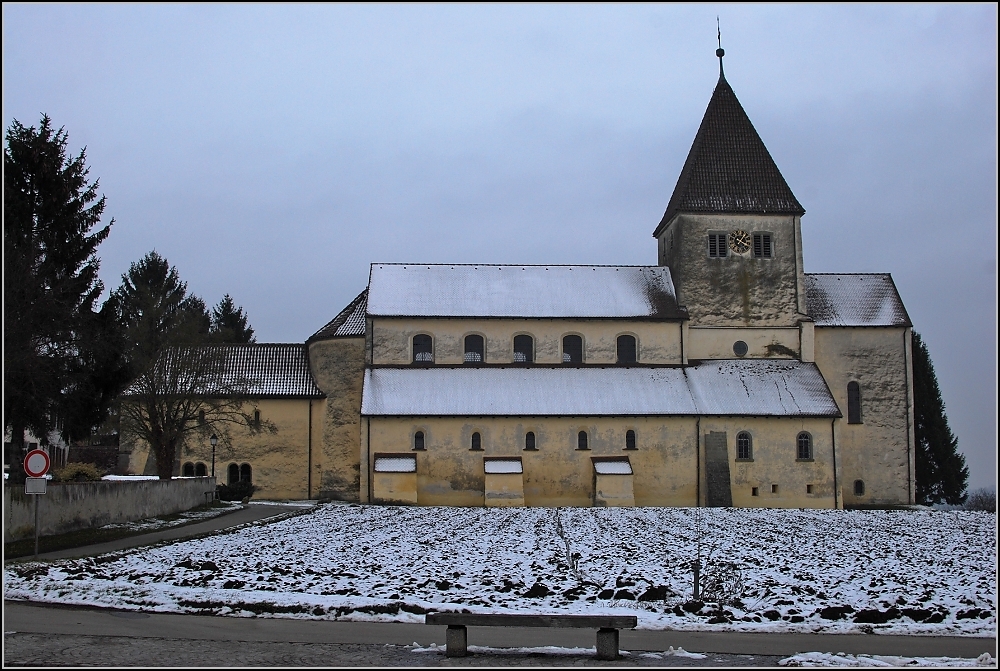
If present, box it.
[24,449,50,478]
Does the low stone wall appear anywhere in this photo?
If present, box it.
[3,477,216,543]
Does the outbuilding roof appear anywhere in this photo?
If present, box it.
[654,75,804,237]
[365,264,686,320]
[361,360,839,418]
[310,290,368,341]
[804,274,911,327]
[126,344,324,399]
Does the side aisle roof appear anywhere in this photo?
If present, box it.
[804,274,911,327]
[361,360,840,418]
[365,264,687,320]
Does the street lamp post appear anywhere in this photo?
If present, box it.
[210,434,218,479]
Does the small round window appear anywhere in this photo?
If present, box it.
[733,340,749,357]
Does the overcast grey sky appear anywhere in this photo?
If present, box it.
[3,4,996,490]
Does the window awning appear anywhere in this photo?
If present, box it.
[374,454,417,473]
[592,457,633,475]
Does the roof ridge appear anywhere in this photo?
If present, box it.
[371,263,668,269]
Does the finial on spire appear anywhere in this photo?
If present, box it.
[716,17,725,78]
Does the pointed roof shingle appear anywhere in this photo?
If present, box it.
[653,75,804,237]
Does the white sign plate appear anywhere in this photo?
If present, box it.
[25,477,47,494]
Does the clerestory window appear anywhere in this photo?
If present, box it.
[562,335,583,364]
[412,334,433,364]
[464,334,485,364]
[616,335,637,365]
[513,335,533,363]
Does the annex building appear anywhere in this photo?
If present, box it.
[127,58,915,509]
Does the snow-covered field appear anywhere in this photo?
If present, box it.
[4,505,995,637]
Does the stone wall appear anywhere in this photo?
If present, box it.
[3,477,216,542]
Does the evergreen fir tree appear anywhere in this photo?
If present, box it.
[4,115,116,481]
[912,331,968,505]
[210,294,256,343]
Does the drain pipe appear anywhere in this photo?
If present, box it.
[307,399,313,500]
[696,417,701,507]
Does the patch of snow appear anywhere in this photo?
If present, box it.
[593,459,633,475]
[102,475,162,481]
[374,456,417,473]
[641,646,707,659]
[778,651,996,667]
[484,459,523,474]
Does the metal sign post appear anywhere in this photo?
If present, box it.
[24,449,51,560]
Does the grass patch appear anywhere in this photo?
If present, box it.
[3,502,239,560]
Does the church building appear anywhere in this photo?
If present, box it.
[129,54,915,509]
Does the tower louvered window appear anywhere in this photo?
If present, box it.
[753,233,772,258]
[464,335,484,364]
[708,233,727,258]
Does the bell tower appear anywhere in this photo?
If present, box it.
[654,50,808,328]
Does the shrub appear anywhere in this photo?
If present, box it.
[963,488,996,513]
[52,462,105,482]
[216,480,256,501]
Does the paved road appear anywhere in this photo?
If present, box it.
[3,602,995,667]
[12,503,297,562]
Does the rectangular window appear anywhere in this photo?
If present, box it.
[708,233,727,258]
[771,484,779,494]
[806,484,814,494]
[751,487,759,497]
[753,233,773,258]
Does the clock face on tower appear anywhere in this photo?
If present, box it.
[728,230,751,254]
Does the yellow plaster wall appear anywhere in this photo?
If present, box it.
[813,326,913,506]
[485,473,525,507]
[370,319,683,366]
[308,337,366,501]
[594,474,635,507]
[686,327,800,360]
[697,416,837,509]
[372,472,418,504]
[127,398,317,500]
[365,417,698,507]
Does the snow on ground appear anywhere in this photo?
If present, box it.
[3,505,995,637]
[97,502,242,533]
[778,651,996,667]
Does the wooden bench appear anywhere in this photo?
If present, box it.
[425,612,638,660]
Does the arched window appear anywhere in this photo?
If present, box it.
[625,430,637,450]
[198,410,205,425]
[525,431,536,451]
[464,334,485,364]
[195,462,207,477]
[412,334,433,363]
[562,335,583,364]
[228,463,240,485]
[797,432,813,460]
[854,479,865,496]
[847,382,862,424]
[182,462,195,477]
[471,432,482,451]
[240,463,252,483]
[513,335,534,363]
[616,335,637,365]
[736,432,753,460]
[253,409,261,428]
[413,431,425,451]
[577,431,589,450]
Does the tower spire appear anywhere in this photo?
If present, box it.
[716,17,725,79]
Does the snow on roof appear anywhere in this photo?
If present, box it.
[365,264,686,319]
[593,458,633,475]
[124,344,324,398]
[361,360,840,417]
[373,455,417,473]
[484,458,523,474]
[310,290,367,340]
[804,274,910,327]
